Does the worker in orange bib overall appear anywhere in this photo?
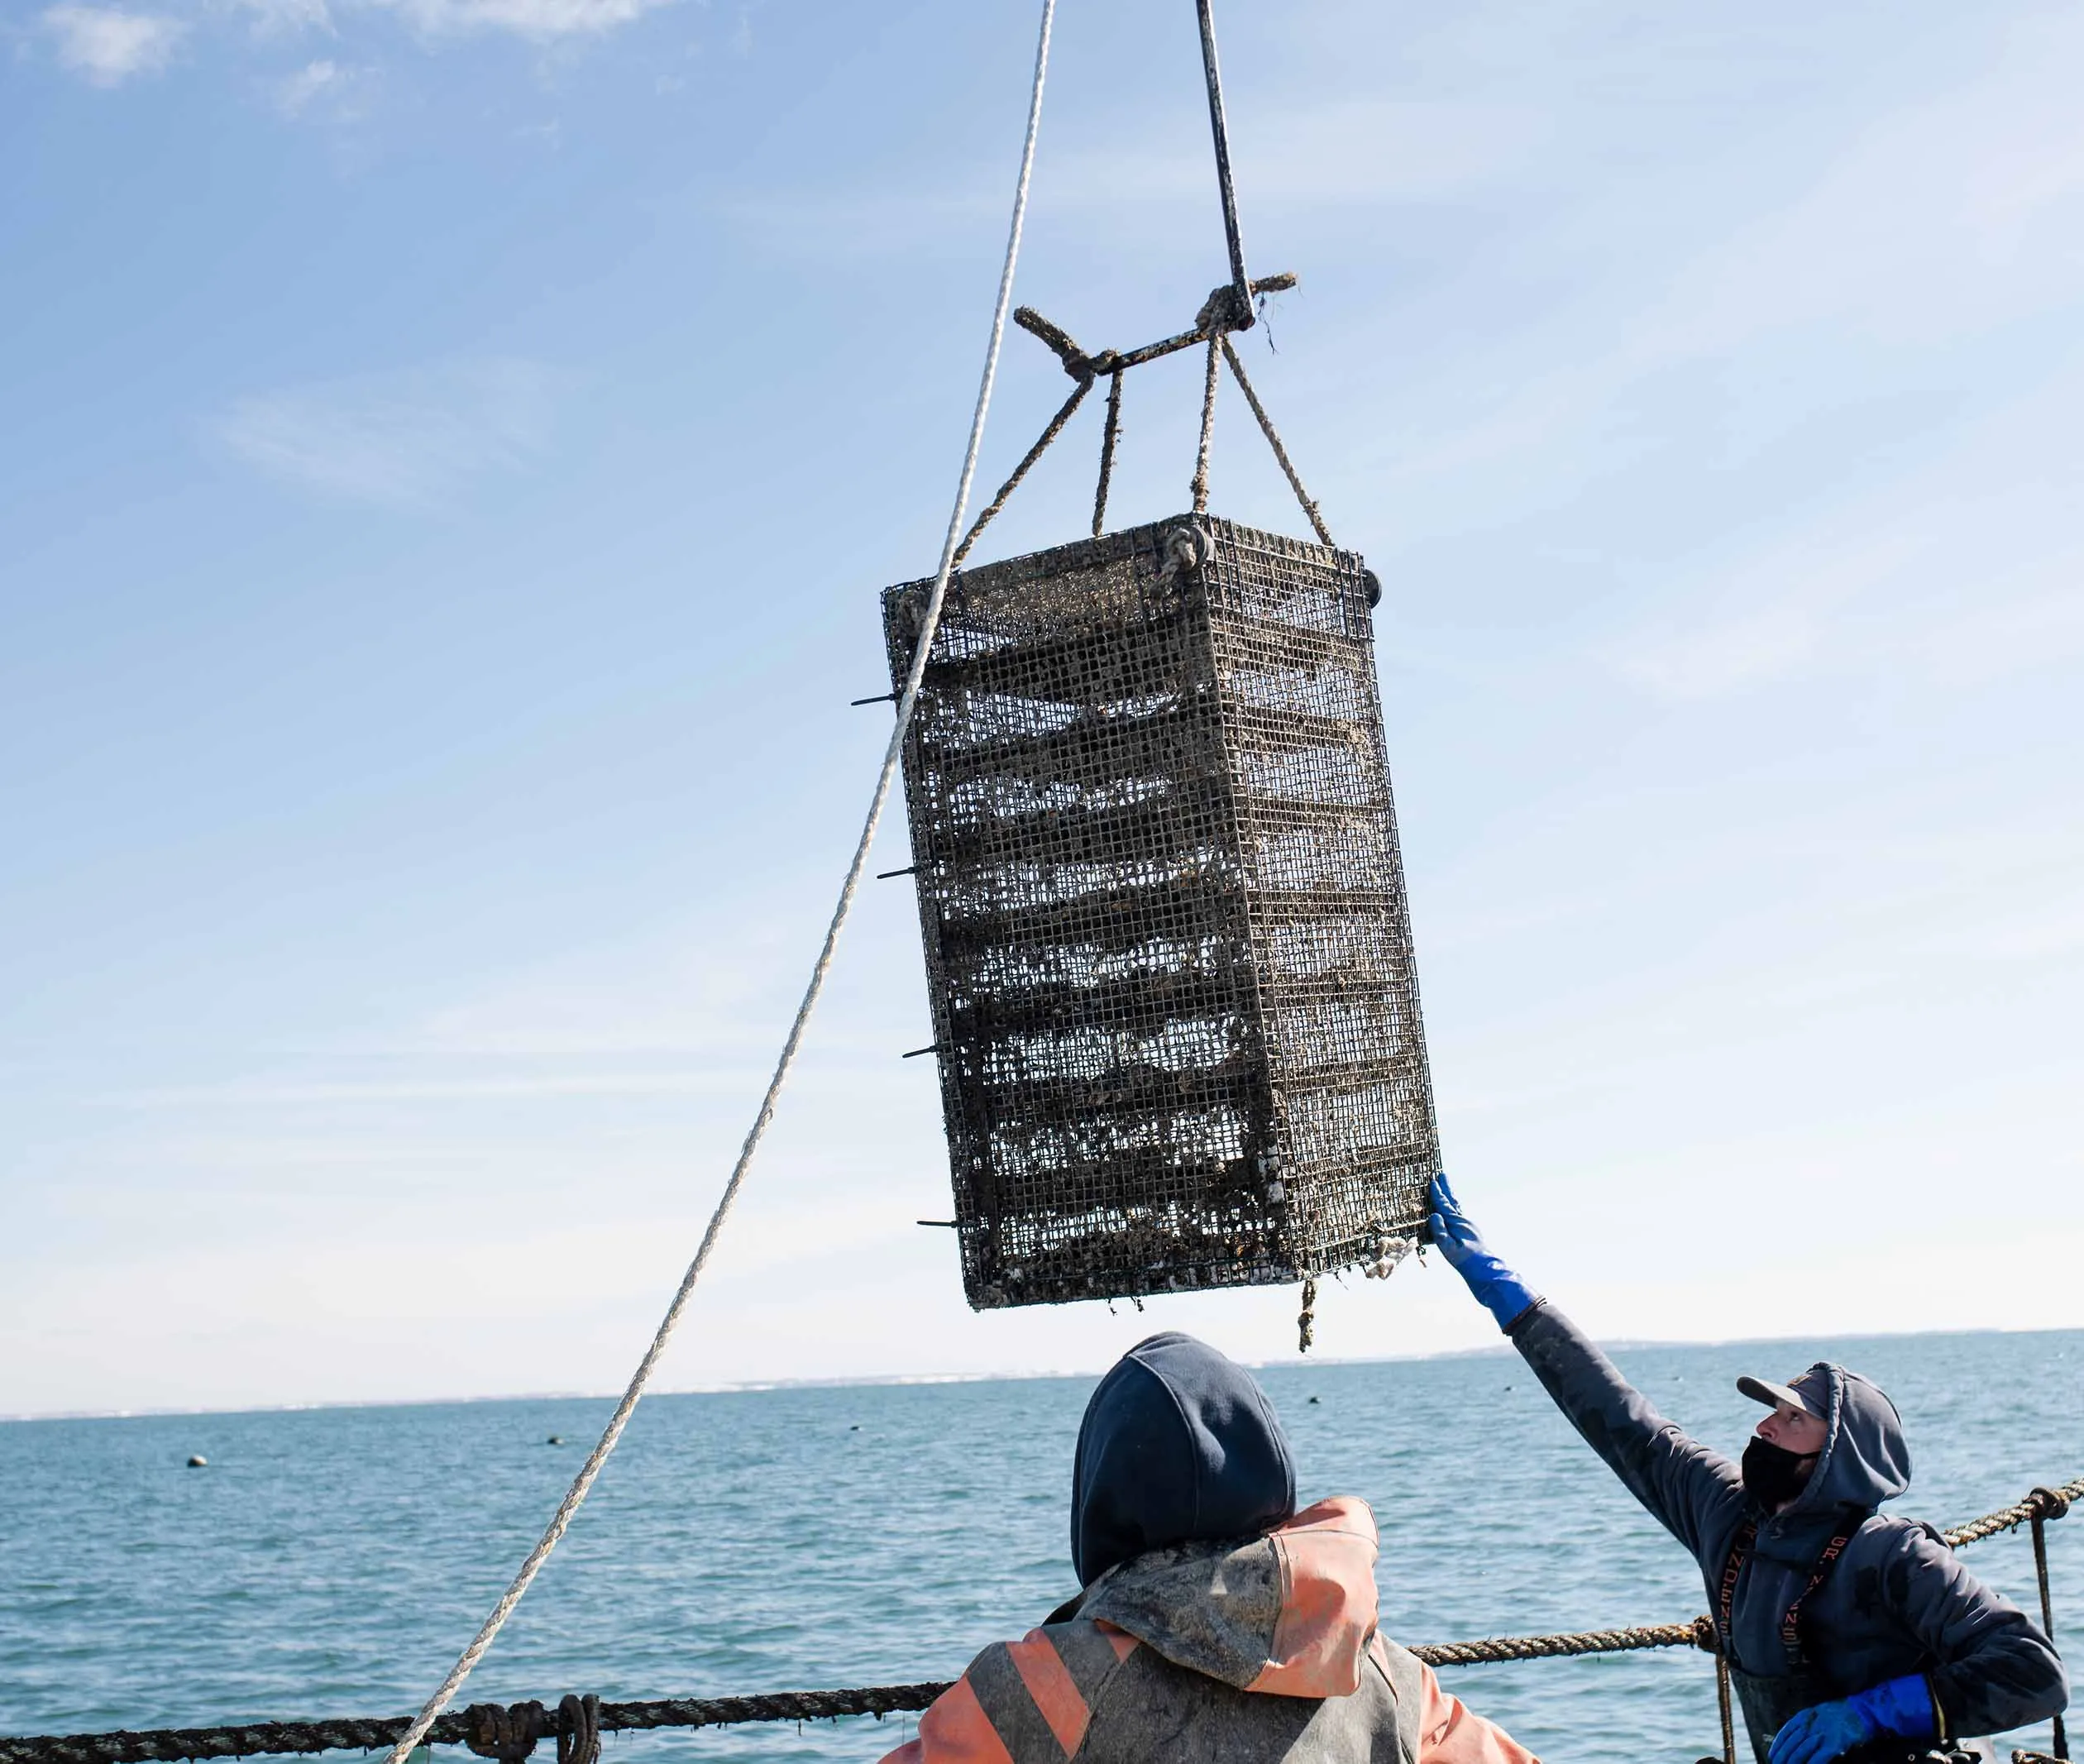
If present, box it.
[881,1331,1537,1764]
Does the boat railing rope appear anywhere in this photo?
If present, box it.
[6,1472,2073,1764]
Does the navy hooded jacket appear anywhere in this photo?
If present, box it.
[882,1334,1541,1764]
[1071,1330,1298,1585]
[1511,1302,2067,1743]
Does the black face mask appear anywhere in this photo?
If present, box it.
[1742,1436,1819,1508]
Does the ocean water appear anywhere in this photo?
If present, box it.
[2,1330,2080,1764]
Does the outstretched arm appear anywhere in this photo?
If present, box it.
[1428,1175,1743,1560]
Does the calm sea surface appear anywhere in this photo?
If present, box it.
[3,1331,2080,1764]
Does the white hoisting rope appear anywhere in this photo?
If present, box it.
[379,7,1059,1757]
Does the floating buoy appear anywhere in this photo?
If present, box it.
[186,1455,208,1468]
[1307,1396,1322,1405]
[547,1436,565,1446]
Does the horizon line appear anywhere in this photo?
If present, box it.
[7,1319,2078,1427]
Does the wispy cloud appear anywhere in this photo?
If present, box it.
[1375,12,2084,495]
[1601,366,2084,702]
[270,55,368,117]
[362,0,676,40]
[226,0,336,37]
[96,1068,755,1107]
[715,97,1541,261]
[41,3,186,84]
[212,357,558,506]
[1633,15,2084,357]
[42,0,667,88]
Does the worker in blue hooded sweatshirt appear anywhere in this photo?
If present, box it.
[1427,1174,2067,1764]
[882,1330,1537,1764]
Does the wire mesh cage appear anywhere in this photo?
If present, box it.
[882,513,1436,1310]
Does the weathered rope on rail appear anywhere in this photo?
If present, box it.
[1943,1480,2080,1547]
[0,1689,962,1764]
[0,1632,1718,1764]
[1409,1617,1714,1667]
[363,10,1060,1763]
[4,1472,2071,1764]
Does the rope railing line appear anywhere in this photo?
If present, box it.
[7,1474,2069,1764]
[1411,1618,1714,1667]
[363,9,1061,1762]
[1943,1480,2080,1548]
[0,1690,961,1764]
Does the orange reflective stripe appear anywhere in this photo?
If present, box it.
[1093,1618,1139,1661]
[1006,1631,1090,1757]
[910,1676,1016,1764]
[1045,1618,1133,1705]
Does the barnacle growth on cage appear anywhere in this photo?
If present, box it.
[882,513,1439,1310]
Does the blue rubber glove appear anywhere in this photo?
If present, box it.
[1427,1173,1540,1331]
[1768,1677,1937,1764]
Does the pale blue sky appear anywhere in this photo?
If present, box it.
[5,0,2082,1416]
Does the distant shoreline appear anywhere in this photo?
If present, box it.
[7,1322,2077,1427]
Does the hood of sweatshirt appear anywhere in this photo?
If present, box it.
[1770,1360,1912,1528]
[1077,1496,1383,1698]
[1071,1331,1298,1587]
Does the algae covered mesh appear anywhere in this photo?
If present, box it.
[882,513,1437,1309]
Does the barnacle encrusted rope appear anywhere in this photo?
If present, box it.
[949,373,1092,571]
[1190,331,1221,513]
[12,1473,2073,1764]
[1092,368,1125,536]
[370,8,1060,1761]
[1219,333,1334,547]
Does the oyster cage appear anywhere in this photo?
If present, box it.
[882,514,1437,1310]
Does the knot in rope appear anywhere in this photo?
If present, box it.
[555,1697,599,1764]
[2029,1485,2072,1523]
[1158,526,1203,586]
[462,1703,544,1762]
[1194,282,1253,337]
[459,1695,598,1764]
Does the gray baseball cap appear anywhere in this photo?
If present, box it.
[1737,1368,1828,1419]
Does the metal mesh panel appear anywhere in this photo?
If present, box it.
[883,514,1436,1309]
